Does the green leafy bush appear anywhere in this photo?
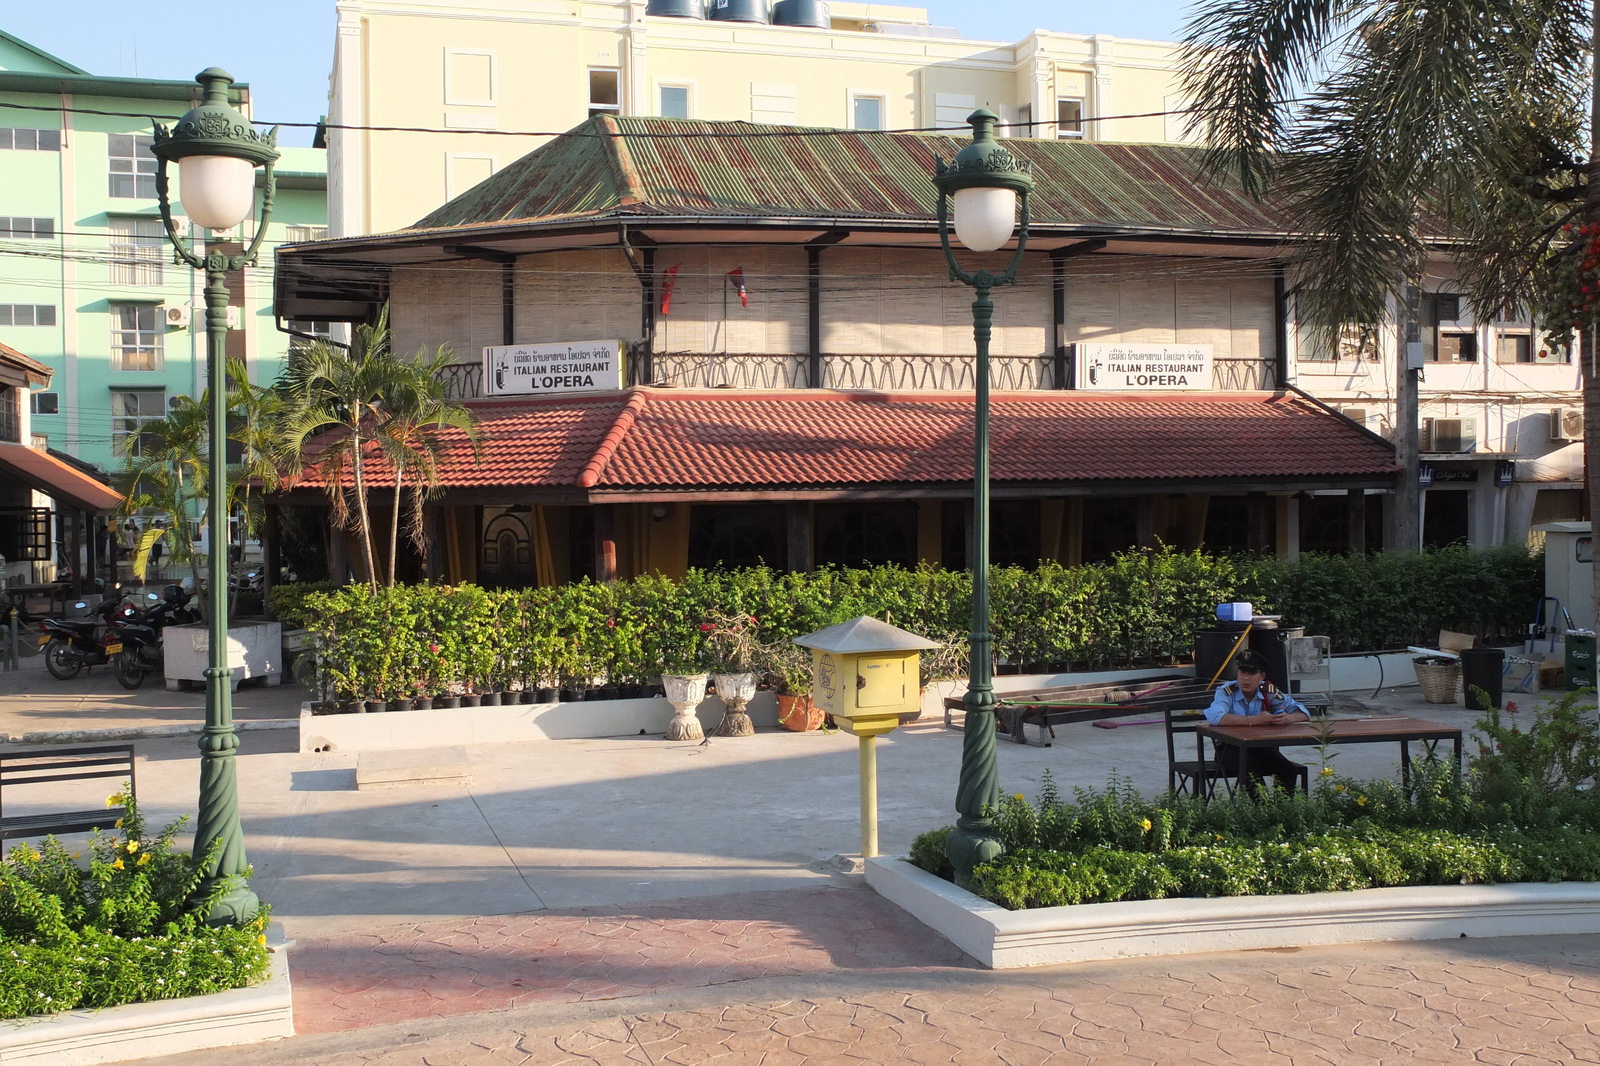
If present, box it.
[300,545,1539,701]
[0,793,271,1019]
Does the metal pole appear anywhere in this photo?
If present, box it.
[949,278,1000,887]
[189,258,258,925]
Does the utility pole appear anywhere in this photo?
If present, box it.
[1387,283,1422,551]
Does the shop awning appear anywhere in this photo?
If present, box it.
[0,443,122,512]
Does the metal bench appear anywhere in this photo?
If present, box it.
[0,744,136,842]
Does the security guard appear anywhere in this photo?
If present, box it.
[1204,650,1310,793]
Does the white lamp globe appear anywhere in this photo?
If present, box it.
[177,154,258,232]
[952,186,1018,253]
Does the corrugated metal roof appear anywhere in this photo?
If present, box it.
[409,116,1290,237]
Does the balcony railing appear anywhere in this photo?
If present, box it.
[438,353,1278,399]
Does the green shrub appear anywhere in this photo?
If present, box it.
[0,793,271,1019]
[266,580,343,629]
[909,826,954,880]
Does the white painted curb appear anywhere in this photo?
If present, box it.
[865,856,1600,969]
[0,945,292,1065]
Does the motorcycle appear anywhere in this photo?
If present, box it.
[39,591,138,680]
[108,584,196,690]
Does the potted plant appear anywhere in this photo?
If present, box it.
[657,626,711,741]
[705,611,761,737]
[764,640,824,732]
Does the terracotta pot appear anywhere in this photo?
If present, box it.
[777,693,824,732]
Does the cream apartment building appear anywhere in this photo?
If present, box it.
[328,0,1193,236]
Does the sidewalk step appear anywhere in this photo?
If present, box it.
[355,746,471,789]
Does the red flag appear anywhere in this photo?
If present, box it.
[726,267,748,308]
[660,264,681,315]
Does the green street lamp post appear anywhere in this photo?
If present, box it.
[932,109,1033,888]
[150,68,279,924]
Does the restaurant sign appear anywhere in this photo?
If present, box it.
[1076,343,1213,391]
[483,340,625,396]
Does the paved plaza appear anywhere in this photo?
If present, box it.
[3,652,1596,1064]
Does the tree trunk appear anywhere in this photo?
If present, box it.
[388,457,405,588]
[349,425,379,592]
[1587,0,1600,633]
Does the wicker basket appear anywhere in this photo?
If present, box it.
[1413,657,1462,703]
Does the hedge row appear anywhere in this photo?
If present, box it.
[298,544,1540,702]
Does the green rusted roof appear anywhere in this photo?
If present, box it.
[408,116,1291,238]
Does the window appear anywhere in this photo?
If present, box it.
[283,225,329,243]
[1498,334,1532,363]
[1056,97,1084,139]
[659,85,690,120]
[0,304,56,326]
[1436,332,1477,362]
[111,390,166,457]
[851,95,884,131]
[287,319,332,339]
[1294,295,1376,362]
[109,217,165,285]
[110,305,162,372]
[0,217,55,239]
[0,127,61,151]
[108,133,157,198]
[588,69,620,118]
[30,392,58,415]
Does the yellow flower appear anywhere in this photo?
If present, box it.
[1335,784,1346,793]
[137,854,150,866]
[1139,818,1153,833]
[257,934,267,947]
[1319,766,1335,777]
[1014,793,1026,803]
[126,841,139,854]
[114,819,123,829]
[105,795,119,808]
[1214,833,1224,841]
[112,858,124,871]
[1356,795,1368,807]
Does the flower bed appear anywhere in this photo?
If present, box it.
[0,794,272,1020]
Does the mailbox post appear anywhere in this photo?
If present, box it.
[795,617,939,858]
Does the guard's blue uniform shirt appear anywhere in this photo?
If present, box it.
[1204,680,1306,725]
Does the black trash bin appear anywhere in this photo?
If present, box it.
[1460,647,1505,710]
[1195,623,1250,687]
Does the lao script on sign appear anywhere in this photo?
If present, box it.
[1075,343,1214,392]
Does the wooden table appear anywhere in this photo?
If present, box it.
[1197,716,1464,797]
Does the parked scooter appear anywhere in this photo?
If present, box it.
[108,584,196,690]
[39,589,138,680]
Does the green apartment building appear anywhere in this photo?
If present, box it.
[0,30,327,478]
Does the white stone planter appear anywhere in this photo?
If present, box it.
[712,671,758,737]
[866,856,1600,969]
[660,673,709,741]
[163,622,283,691]
[300,689,779,753]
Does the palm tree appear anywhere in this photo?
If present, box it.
[115,395,209,593]
[1179,0,1594,556]
[274,308,410,591]
[373,345,483,587]
[226,358,284,565]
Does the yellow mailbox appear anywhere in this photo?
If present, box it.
[795,616,940,857]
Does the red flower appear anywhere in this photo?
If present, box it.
[1506,700,1519,714]
[429,643,441,654]
[700,623,716,632]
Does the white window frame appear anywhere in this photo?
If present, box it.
[588,67,622,118]
[108,216,165,286]
[848,92,887,131]
[30,392,58,416]
[108,133,157,199]
[0,304,56,326]
[0,216,55,239]
[1056,97,1085,139]
[443,48,497,107]
[284,225,329,243]
[657,81,694,120]
[0,127,61,151]
[110,304,163,373]
[445,154,498,200]
[111,389,166,457]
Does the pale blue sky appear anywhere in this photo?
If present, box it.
[6,0,1193,147]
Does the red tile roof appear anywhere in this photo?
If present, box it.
[0,442,121,511]
[284,389,1397,497]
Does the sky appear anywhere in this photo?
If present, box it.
[5,0,1194,148]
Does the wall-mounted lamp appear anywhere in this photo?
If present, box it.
[651,504,669,523]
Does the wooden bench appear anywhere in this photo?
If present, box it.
[943,675,1213,747]
[0,744,136,842]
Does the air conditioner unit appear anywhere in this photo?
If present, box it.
[1551,407,1584,442]
[170,216,190,237]
[1421,417,1476,453]
[163,304,191,328]
[225,306,241,330]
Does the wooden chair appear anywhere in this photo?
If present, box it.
[1164,705,1230,798]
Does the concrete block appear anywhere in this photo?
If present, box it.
[163,622,283,689]
[356,746,471,789]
